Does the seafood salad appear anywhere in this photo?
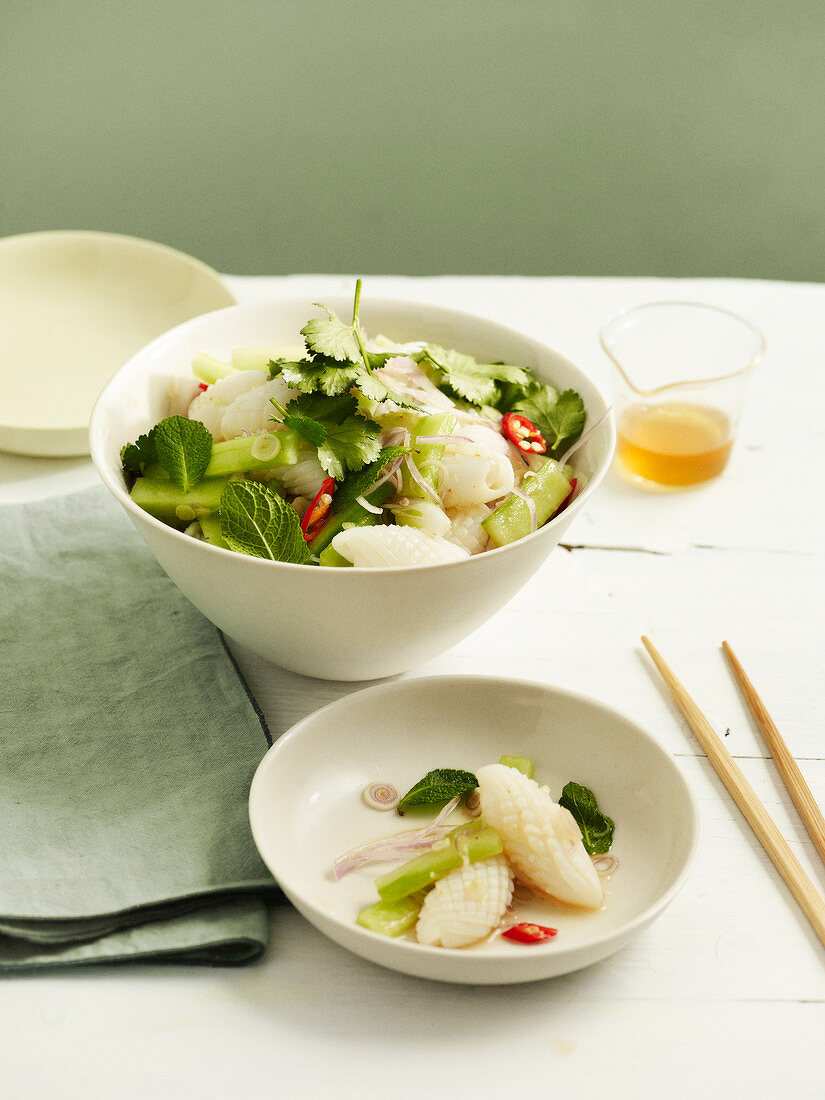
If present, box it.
[338,759,617,949]
[121,281,597,567]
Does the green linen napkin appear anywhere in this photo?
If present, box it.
[0,487,279,971]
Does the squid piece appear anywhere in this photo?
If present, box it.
[331,525,470,568]
[416,853,514,948]
[476,764,603,909]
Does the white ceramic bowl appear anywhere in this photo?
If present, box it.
[90,296,614,680]
[0,230,236,456]
[249,676,701,985]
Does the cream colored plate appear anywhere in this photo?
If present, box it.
[249,675,701,984]
[0,230,236,456]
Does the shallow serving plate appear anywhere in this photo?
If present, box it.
[0,230,236,456]
[249,675,701,984]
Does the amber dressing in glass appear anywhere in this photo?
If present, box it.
[617,402,733,486]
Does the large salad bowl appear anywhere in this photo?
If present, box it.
[90,297,614,680]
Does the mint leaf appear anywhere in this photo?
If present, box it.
[416,345,530,407]
[121,428,157,473]
[397,768,479,813]
[219,480,310,563]
[301,304,361,362]
[333,445,409,513]
[558,781,614,855]
[153,415,212,490]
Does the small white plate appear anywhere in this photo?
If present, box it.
[0,230,236,456]
[249,676,701,984]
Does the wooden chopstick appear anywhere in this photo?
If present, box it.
[722,640,825,868]
[641,635,825,951]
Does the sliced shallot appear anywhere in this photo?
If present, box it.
[333,795,462,879]
[592,853,620,876]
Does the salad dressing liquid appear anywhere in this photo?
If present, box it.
[616,402,732,486]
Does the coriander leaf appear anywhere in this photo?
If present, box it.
[363,349,395,371]
[153,415,212,491]
[288,393,383,480]
[545,389,586,453]
[320,418,382,481]
[510,383,559,443]
[273,357,362,397]
[301,304,361,362]
[120,428,157,473]
[333,445,410,513]
[270,400,327,448]
[512,385,585,454]
[219,480,310,563]
[416,345,530,407]
[353,366,418,409]
[397,769,479,813]
[558,781,615,855]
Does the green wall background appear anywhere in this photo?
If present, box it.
[3,1,823,279]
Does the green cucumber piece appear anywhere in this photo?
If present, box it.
[482,459,572,547]
[130,476,229,523]
[499,755,535,778]
[198,512,229,548]
[232,345,305,371]
[375,843,461,902]
[375,827,503,902]
[319,545,353,567]
[191,353,237,384]
[356,896,421,937]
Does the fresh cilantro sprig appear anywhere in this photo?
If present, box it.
[273,356,412,408]
[121,429,157,473]
[300,279,379,370]
[219,480,310,564]
[415,345,530,407]
[512,386,586,455]
[558,781,615,855]
[269,393,382,481]
[267,279,416,410]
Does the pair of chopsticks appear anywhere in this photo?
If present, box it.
[642,636,825,950]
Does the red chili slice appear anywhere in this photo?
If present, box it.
[501,412,546,454]
[197,382,209,391]
[501,922,558,944]
[301,477,336,542]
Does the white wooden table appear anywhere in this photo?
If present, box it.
[3,275,824,1099]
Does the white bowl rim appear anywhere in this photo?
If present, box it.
[90,295,616,574]
[248,673,702,969]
